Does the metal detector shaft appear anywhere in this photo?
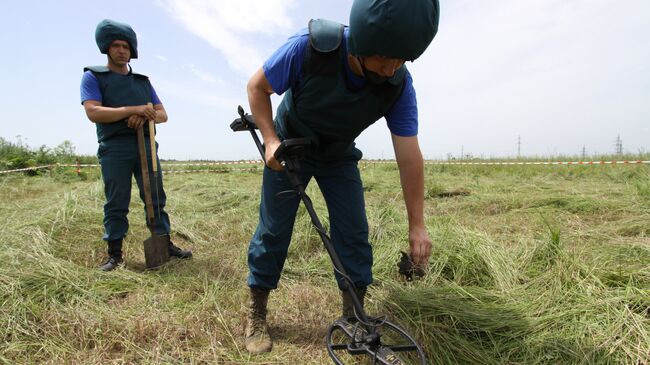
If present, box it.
[237,105,266,161]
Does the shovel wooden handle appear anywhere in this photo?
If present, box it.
[137,125,155,230]
[147,103,158,174]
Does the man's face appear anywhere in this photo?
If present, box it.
[108,40,131,66]
[360,56,405,78]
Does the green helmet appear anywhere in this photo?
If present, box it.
[348,0,440,61]
[95,19,138,59]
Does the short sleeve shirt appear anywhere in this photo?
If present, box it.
[262,27,418,137]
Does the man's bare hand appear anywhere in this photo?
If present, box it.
[409,225,432,269]
[133,104,156,121]
[127,114,146,129]
[264,139,284,171]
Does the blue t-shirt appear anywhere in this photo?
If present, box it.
[80,71,162,105]
[263,27,418,137]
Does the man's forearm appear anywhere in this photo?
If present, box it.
[85,104,137,124]
[392,135,426,228]
[399,157,426,228]
[153,105,168,124]
[247,69,279,145]
[393,135,432,266]
[248,91,278,144]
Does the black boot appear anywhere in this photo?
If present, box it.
[167,237,192,259]
[100,239,123,271]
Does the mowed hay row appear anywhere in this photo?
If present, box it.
[0,163,648,364]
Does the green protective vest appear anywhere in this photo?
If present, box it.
[84,66,154,143]
[275,19,406,161]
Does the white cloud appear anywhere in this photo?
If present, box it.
[184,64,223,84]
[156,55,168,61]
[159,0,296,76]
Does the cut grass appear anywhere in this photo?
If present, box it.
[0,163,648,363]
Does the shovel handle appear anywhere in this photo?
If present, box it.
[137,125,155,229]
[147,103,158,173]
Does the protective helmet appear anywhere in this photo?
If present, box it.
[95,19,138,59]
[348,0,440,61]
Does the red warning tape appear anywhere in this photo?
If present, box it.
[419,160,650,166]
[1,160,647,175]
[0,165,52,174]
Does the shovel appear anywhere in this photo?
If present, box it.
[136,108,170,269]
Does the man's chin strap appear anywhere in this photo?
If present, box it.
[356,56,389,84]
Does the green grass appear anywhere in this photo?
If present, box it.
[0,163,648,364]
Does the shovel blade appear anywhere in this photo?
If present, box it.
[144,235,170,269]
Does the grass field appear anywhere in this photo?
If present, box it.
[0,162,648,364]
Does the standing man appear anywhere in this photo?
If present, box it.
[80,19,192,271]
[243,0,439,353]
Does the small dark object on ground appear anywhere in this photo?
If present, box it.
[398,251,425,281]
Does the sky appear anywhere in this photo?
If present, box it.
[1,0,648,160]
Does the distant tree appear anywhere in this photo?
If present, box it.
[0,136,31,162]
[53,140,76,162]
[0,137,95,171]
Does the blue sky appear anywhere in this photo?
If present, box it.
[1,0,649,160]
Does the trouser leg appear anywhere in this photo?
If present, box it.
[99,139,136,242]
[247,165,311,289]
[315,159,373,290]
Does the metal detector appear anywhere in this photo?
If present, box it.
[231,106,427,365]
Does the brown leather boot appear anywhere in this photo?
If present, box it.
[245,287,272,353]
[341,286,367,318]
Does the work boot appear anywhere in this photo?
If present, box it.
[341,286,367,318]
[167,237,192,259]
[340,286,369,344]
[245,287,273,353]
[100,239,123,271]
[99,256,123,271]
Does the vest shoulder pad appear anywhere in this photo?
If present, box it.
[132,72,149,80]
[308,19,344,53]
[84,65,110,73]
